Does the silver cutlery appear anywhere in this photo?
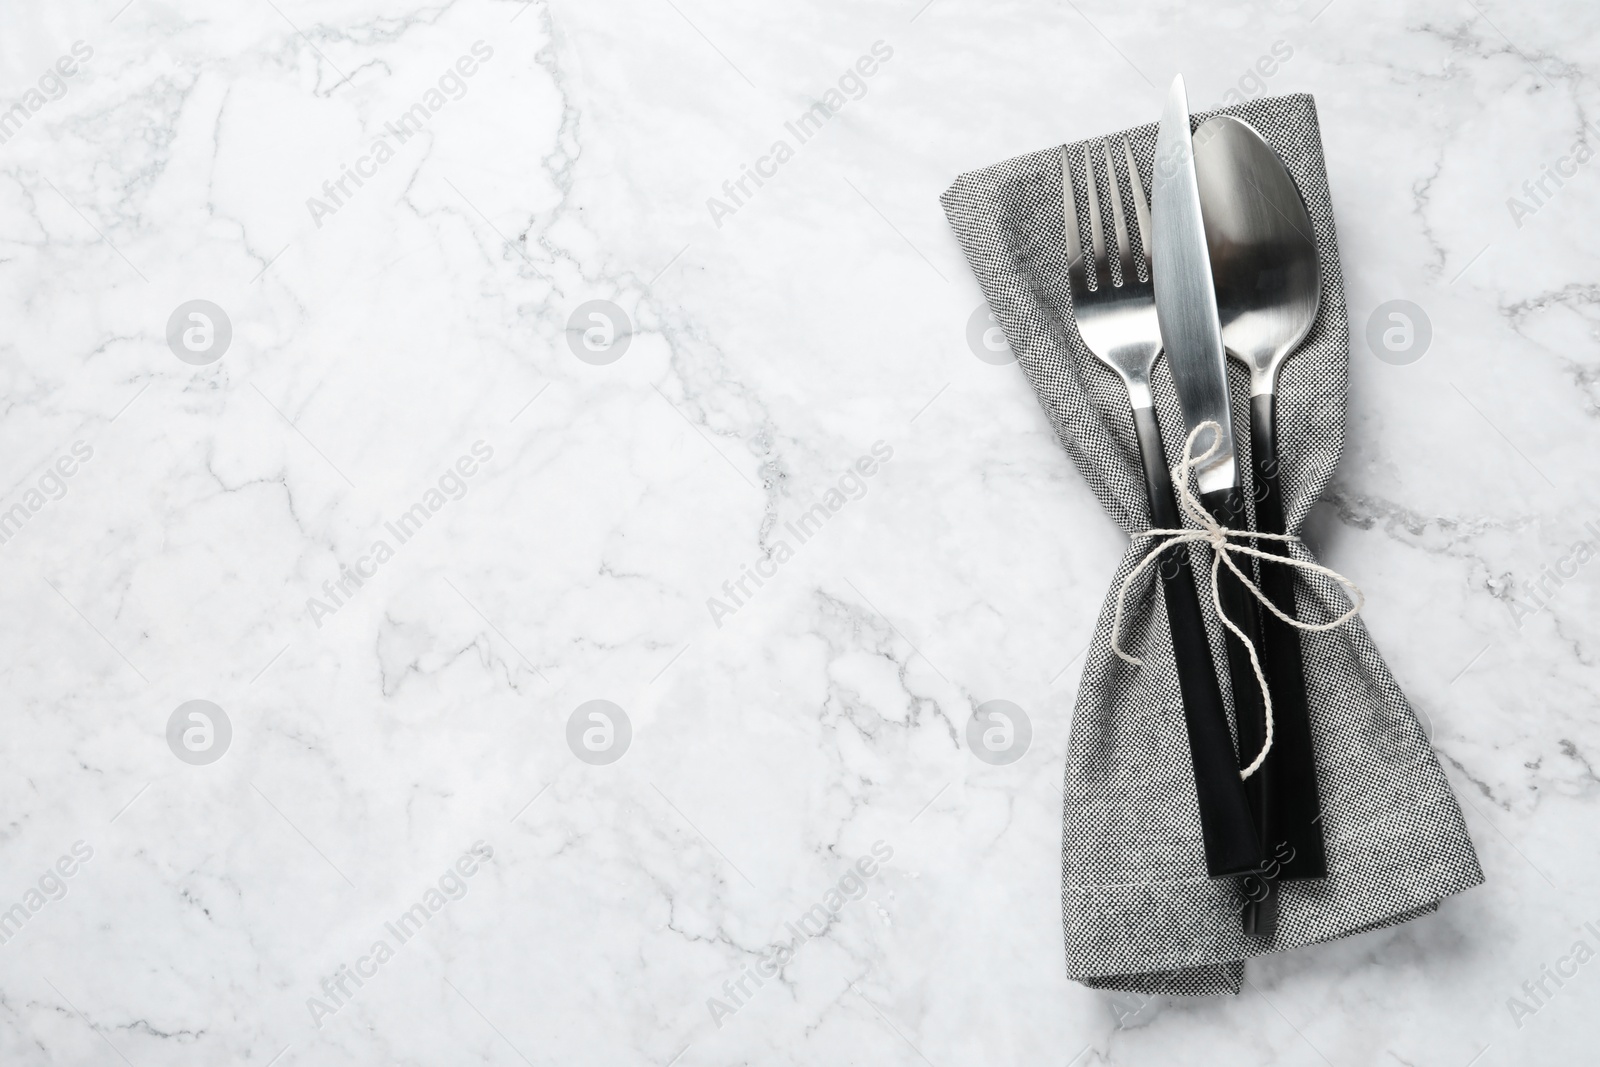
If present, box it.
[1194,114,1328,882]
[1061,138,1261,878]
[1150,75,1280,936]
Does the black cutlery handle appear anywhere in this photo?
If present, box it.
[1131,405,1262,877]
[1197,482,1277,936]
[1249,393,1328,880]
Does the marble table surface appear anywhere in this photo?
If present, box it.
[1,0,1596,1064]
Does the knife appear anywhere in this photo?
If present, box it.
[1150,75,1280,938]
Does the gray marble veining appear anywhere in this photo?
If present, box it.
[0,1,1595,1064]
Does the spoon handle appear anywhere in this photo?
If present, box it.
[1249,393,1329,881]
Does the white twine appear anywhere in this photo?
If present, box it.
[1110,420,1365,780]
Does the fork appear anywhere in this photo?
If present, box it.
[1061,140,1262,878]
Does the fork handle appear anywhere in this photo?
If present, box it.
[1131,403,1262,877]
[1248,392,1328,880]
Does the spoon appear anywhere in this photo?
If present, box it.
[1193,115,1328,934]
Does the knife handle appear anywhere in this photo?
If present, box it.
[1248,393,1328,880]
[1131,404,1262,877]
[1197,483,1278,936]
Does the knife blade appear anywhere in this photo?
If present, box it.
[1150,75,1280,938]
[1151,77,1235,500]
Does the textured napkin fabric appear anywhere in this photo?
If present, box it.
[940,94,1483,995]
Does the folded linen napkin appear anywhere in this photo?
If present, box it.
[940,93,1483,995]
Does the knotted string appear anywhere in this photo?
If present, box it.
[1110,420,1364,780]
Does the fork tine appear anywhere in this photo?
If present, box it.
[1059,146,1087,296]
[1082,144,1107,290]
[1123,139,1153,276]
[1103,141,1134,286]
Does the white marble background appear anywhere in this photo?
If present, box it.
[0,0,1595,1063]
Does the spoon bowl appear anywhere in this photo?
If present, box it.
[1193,116,1321,395]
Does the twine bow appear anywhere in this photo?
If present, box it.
[1110,420,1364,780]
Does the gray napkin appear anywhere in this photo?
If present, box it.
[940,93,1483,995]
